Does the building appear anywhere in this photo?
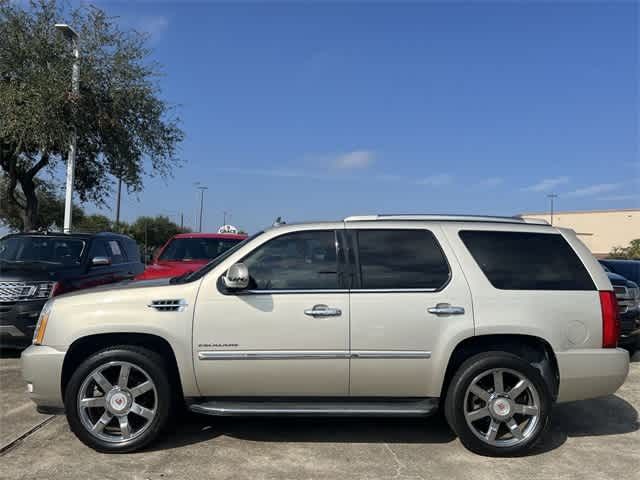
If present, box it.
[520,208,639,258]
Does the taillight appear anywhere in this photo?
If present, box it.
[50,282,65,297]
[599,290,620,348]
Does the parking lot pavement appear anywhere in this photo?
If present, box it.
[0,350,52,445]
[1,353,639,480]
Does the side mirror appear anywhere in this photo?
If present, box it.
[91,256,111,267]
[223,262,249,290]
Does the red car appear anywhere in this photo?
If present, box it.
[136,232,247,280]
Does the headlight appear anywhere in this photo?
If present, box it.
[33,300,54,345]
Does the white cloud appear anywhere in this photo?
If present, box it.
[522,176,569,192]
[332,150,375,170]
[566,183,619,197]
[415,174,453,187]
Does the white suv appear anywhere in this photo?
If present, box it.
[22,215,629,456]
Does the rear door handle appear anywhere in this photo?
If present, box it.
[427,303,465,315]
[304,304,342,317]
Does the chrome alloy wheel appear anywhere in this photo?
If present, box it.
[77,361,158,444]
[463,368,541,448]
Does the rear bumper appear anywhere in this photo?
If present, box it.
[21,344,66,409]
[556,348,629,403]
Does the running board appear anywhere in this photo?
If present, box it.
[189,399,438,417]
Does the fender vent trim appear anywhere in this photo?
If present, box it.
[148,299,188,312]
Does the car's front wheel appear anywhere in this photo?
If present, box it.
[444,351,551,456]
[64,346,172,453]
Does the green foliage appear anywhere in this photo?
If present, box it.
[609,239,640,260]
[75,213,114,233]
[125,215,189,258]
[0,0,183,230]
[0,175,83,230]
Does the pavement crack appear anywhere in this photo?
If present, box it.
[383,443,425,480]
[0,415,58,455]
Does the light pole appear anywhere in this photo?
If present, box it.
[55,23,80,234]
[195,183,208,232]
[547,193,558,225]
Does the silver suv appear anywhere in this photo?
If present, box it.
[21,215,629,456]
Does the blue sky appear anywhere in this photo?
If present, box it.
[85,1,638,233]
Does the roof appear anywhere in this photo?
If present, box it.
[172,232,247,240]
[521,208,640,216]
[1,231,133,240]
[343,214,549,225]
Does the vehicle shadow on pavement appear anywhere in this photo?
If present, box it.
[149,393,639,456]
[529,394,640,455]
[150,412,457,452]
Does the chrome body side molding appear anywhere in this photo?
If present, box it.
[197,350,431,360]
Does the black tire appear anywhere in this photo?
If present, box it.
[64,346,172,453]
[444,351,551,457]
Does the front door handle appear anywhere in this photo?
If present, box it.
[304,304,342,317]
[427,303,465,315]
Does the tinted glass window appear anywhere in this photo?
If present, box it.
[159,237,242,261]
[459,231,595,290]
[243,231,338,290]
[107,240,126,264]
[356,230,450,289]
[0,236,85,265]
[88,240,109,259]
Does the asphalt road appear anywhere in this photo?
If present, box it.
[1,350,639,480]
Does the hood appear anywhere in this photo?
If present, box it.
[136,260,204,280]
[606,271,633,287]
[55,277,172,300]
[0,260,84,282]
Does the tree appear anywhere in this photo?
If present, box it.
[127,215,189,259]
[75,213,114,233]
[0,175,83,231]
[0,0,183,231]
[609,239,640,260]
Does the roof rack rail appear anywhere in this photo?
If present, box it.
[343,214,549,225]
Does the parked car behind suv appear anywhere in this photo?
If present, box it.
[22,215,629,456]
[600,259,640,285]
[600,264,640,352]
[136,232,247,280]
[1,232,144,348]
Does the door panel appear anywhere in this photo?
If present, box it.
[193,228,350,396]
[193,292,349,395]
[348,226,474,396]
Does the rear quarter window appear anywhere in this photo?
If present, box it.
[459,230,595,291]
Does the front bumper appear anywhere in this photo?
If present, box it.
[21,344,66,409]
[0,299,46,348]
[556,348,629,403]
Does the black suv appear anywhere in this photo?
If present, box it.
[0,232,144,349]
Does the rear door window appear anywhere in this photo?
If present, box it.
[459,230,595,290]
[354,229,450,290]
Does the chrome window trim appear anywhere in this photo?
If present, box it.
[241,289,349,295]
[350,288,439,293]
[198,350,432,360]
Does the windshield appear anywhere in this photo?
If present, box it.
[158,237,244,261]
[0,236,86,265]
[173,231,264,284]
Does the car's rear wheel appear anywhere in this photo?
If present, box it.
[64,346,172,453]
[444,351,551,456]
